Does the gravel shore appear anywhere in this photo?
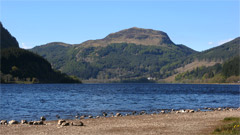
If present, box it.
[0,110,239,135]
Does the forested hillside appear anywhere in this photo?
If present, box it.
[0,22,19,49]
[31,28,197,82]
[1,48,81,83]
[0,22,81,84]
[194,37,240,61]
[30,27,239,83]
[175,56,239,83]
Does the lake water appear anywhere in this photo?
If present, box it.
[0,84,239,121]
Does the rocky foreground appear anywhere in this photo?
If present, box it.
[0,108,239,135]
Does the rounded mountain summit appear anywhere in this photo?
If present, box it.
[78,27,175,47]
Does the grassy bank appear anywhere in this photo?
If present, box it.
[213,117,240,135]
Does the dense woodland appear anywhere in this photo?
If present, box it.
[0,22,19,49]
[0,22,81,84]
[193,37,240,61]
[0,48,81,83]
[32,42,197,81]
[1,22,239,83]
[175,56,240,83]
[31,37,240,83]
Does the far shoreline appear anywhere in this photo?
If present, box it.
[1,82,240,85]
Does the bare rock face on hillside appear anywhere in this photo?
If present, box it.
[78,27,175,47]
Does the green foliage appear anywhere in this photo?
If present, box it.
[209,74,226,83]
[31,43,196,80]
[175,64,222,81]
[213,117,240,135]
[175,56,240,83]
[224,117,240,122]
[30,31,239,83]
[0,48,81,83]
[195,37,240,61]
[31,42,71,70]
[1,48,52,79]
[222,56,240,77]
[225,76,239,83]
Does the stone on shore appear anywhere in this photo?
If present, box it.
[115,113,122,117]
[38,121,44,125]
[132,111,137,115]
[21,120,28,124]
[40,116,46,121]
[61,122,70,126]
[179,110,185,113]
[28,121,34,125]
[72,121,84,126]
[0,120,7,125]
[102,112,107,117]
[140,111,146,115]
[189,110,194,113]
[33,121,38,125]
[33,121,43,125]
[58,120,66,125]
[9,120,18,125]
[88,115,93,118]
[80,116,85,119]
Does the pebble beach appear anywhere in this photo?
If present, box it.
[1,108,239,135]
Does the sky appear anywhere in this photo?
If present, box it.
[0,0,239,51]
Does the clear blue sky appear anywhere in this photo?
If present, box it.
[1,0,239,51]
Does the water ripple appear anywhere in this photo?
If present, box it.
[0,84,239,121]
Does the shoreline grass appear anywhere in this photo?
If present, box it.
[212,117,240,135]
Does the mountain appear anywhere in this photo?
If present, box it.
[0,22,19,49]
[170,37,240,74]
[163,38,240,82]
[0,23,81,83]
[31,27,239,83]
[195,37,240,61]
[31,27,197,82]
[78,27,175,47]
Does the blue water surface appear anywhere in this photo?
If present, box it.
[0,84,239,121]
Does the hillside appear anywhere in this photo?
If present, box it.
[31,42,72,70]
[195,37,240,61]
[31,28,197,82]
[31,28,239,83]
[0,23,81,84]
[0,22,19,49]
[174,56,240,83]
[163,38,240,82]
